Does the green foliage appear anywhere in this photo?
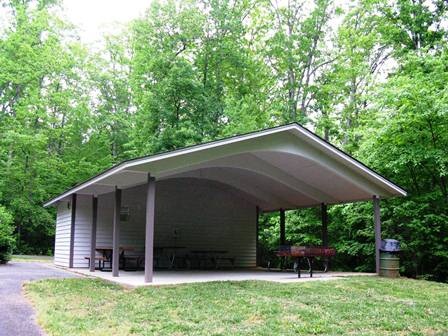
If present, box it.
[329,202,376,272]
[0,205,15,263]
[355,51,448,281]
[378,0,447,55]
[361,52,448,198]
[0,0,114,254]
[259,0,334,123]
[382,194,448,281]
[256,0,448,281]
[129,0,272,153]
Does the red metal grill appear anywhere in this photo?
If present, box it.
[276,246,336,257]
[275,246,336,278]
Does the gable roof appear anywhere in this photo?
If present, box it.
[44,123,406,209]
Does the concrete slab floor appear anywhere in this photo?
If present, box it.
[67,268,376,287]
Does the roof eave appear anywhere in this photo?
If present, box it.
[43,122,407,207]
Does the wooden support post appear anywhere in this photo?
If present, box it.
[112,187,121,277]
[279,208,286,245]
[256,206,260,266]
[89,196,98,272]
[144,175,156,283]
[321,203,328,247]
[69,193,77,268]
[373,196,381,274]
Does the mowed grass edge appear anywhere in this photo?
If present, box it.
[25,277,448,336]
[12,255,53,263]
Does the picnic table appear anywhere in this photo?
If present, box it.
[94,246,135,271]
[154,246,187,269]
[190,250,235,269]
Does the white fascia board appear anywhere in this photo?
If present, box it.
[289,126,407,197]
[44,123,406,207]
[43,124,298,207]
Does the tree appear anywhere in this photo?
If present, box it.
[0,0,106,253]
[378,0,447,55]
[259,0,334,123]
[350,51,448,280]
[316,1,391,149]
[129,0,209,153]
[0,204,14,263]
[197,0,272,136]
[88,34,134,161]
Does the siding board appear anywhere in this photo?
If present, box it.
[54,201,71,267]
[73,195,93,268]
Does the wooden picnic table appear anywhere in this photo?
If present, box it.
[96,246,134,252]
[155,246,187,269]
[190,250,228,254]
[95,246,135,271]
[190,250,234,269]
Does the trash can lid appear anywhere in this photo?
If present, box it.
[383,239,399,243]
[380,239,400,252]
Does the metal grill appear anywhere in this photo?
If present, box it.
[275,245,336,278]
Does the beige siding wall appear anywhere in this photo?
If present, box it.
[96,192,113,252]
[95,190,146,255]
[54,201,71,267]
[154,179,256,267]
[55,178,257,268]
[72,195,93,267]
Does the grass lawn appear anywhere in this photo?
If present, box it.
[12,254,53,263]
[25,277,448,336]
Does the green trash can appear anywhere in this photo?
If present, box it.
[379,251,400,278]
[379,239,400,278]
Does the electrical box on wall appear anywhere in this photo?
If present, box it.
[120,207,130,222]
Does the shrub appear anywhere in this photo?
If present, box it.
[0,206,15,264]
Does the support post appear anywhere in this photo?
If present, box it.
[373,195,381,274]
[112,187,121,277]
[144,175,156,283]
[279,208,286,245]
[69,193,77,268]
[321,203,328,247]
[256,206,260,266]
[89,196,98,272]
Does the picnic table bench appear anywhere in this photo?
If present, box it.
[154,246,187,269]
[86,246,137,271]
[190,250,235,269]
[84,256,111,270]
